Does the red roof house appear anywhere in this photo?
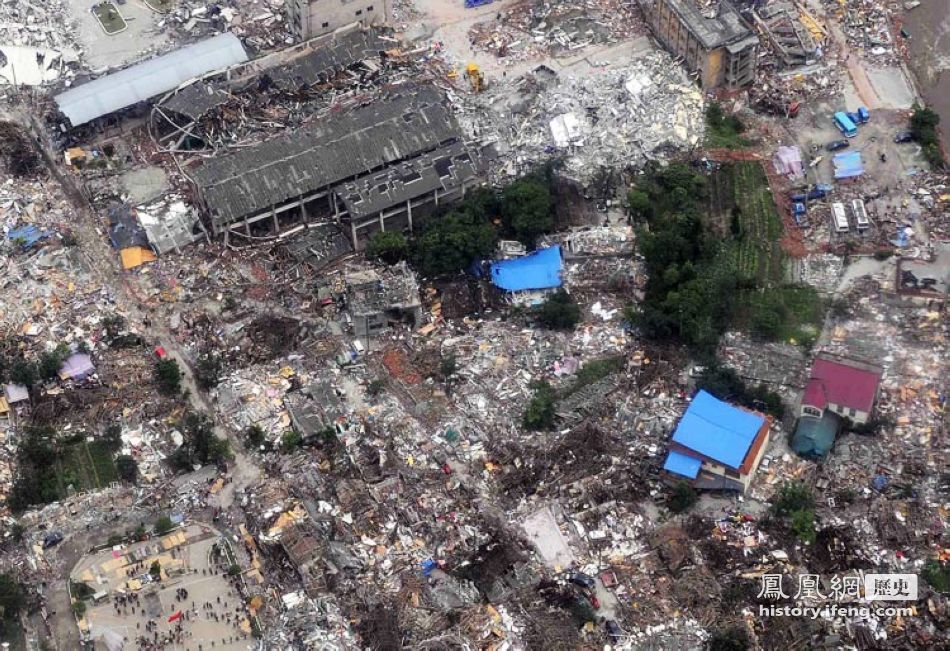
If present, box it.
[801,353,883,424]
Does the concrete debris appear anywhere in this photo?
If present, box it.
[472,51,704,182]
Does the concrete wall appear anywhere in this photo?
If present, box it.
[286,0,386,41]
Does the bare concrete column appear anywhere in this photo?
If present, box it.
[301,195,309,224]
[244,217,251,238]
[272,206,279,233]
[379,211,385,232]
[351,220,359,250]
[406,199,413,231]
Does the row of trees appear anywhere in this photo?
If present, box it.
[909,104,946,170]
[626,163,736,353]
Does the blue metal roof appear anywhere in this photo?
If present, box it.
[671,390,765,469]
[490,245,562,292]
[55,33,248,126]
[663,450,702,479]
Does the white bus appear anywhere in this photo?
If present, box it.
[851,199,870,230]
[831,203,849,233]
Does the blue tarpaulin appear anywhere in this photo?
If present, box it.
[833,151,864,179]
[663,450,702,479]
[670,391,766,469]
[490,245,563,292]
[6,225,51,249]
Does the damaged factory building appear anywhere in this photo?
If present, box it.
[187,83,494,248]
[638,0,758,88]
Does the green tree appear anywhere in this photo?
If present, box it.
[439,355,457,380]
[501,174,554,246]
[281,430,303,453]
[627,189,653,221]
[367,378,386,397]
[149,560,162,580]
[770,481,815,516]
[535,290,582,330]
[245,424,265,448]
[154,358,182,396]
[789,508,816,544]
[909,104,945,169]
[523,381,556,431]
[72,601,87,617]
[413,210,497,277]
[668,481,699,513]
[154,516,174,536]
[227,564,241,577]
[107,533,123,547]
[0,572,25,622]
[38,343,70,380]
[366,231,409,265]
[9,357,36,388]
[167,412,231,471]
[195,352,223,390]
[116,455,138,484]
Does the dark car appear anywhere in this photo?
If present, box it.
[826,139,850,152]
[605,619,624,642]
[894,131,915,143]
[43,532,64,549]
[568,571,597,591]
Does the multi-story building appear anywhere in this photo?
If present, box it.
[285,0,387,41]
[638,0,758,88]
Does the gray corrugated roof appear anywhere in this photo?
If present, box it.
[336,141,494,219]
[55,33,248,126]
[269,29,387,90]
[193,86,461,230]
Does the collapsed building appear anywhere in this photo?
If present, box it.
[638,0,758,88]
[345,262,423,338]
[187,83,494,247]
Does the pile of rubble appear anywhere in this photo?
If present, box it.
[821,0,906,66]
[0,0,80,87]
[473,51,704,182]
[469,0,647,61]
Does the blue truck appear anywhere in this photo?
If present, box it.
[834,111,858,137]
[465,0,494,7]
[789,184,833,203]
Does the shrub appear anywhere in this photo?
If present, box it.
[154,358,182,396]
[245,424,265,448]
[922,559,949,593]
[116,455,138,484]
[668,481,699,513]
[523,381,556,431]
[789,508,816,544]
[708,626,750,651]
[535,290,581,330]
[366,231,409,265]
[154,516,174,535]
[771,481,815,516]
[281,430,303,453]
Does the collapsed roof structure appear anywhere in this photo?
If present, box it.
[188,83,493,247]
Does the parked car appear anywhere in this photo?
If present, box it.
[826,139,850,151]
[894,131,915,143]
[568,571,597,591]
